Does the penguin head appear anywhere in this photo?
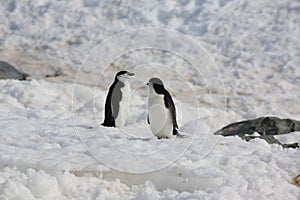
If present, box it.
[147,78,165,97]
[115,71,134,82]
[147,77,164,87]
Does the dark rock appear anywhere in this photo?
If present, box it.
[215,117,300,136]
[242,135,299,149]
[0,61,29,80]
[214,117,300,148]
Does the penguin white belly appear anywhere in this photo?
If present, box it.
[148,95,174,138]
[115,83,131,128]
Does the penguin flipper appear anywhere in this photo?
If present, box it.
[147,114,150,124]
[164,91,178,129]
[111,82,123,120]
[103,82,116,127]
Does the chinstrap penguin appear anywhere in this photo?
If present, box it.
[147,77,178,139]
[102,71,134,128]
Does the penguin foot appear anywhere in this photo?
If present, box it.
[176,132,188,138]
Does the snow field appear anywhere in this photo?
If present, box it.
[0,80,298,199]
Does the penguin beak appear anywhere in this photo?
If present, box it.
[126,72,134,77]
[119,72,134,80]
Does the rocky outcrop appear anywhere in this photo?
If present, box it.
[0,61,28,80]
[293,175,300,187]
[215,117,300,148]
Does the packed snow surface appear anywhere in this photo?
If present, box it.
[0,0,300,199]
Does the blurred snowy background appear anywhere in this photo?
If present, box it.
[1,0,300,119]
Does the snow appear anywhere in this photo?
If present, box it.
[0,0,300,199]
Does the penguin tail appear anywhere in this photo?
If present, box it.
[173,128,178,135]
